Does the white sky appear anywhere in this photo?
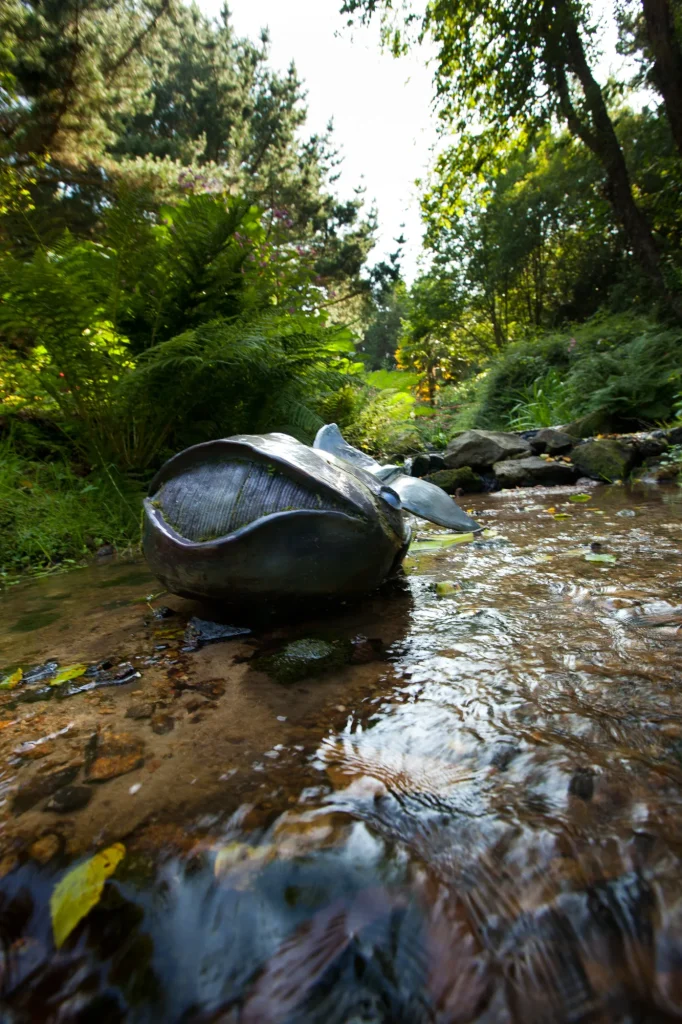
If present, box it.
[200,0,439,282]
[199,0,641,285]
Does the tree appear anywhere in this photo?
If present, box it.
[618,0,682,160]
[0,0,175,167]
[342,0,682,319]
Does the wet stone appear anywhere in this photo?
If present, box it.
[180,694,211,714]
[85,732,145,782]
[253,638,352,684]
[153,606,176,620]
[29,834,61,864]
[183,617,252,650]
[126,702,155,721]
[349,636,384,664]
[12,766,79,814]
[150,713,175,735]
[410,454,432,478]
[569,768,595,801]
[45,785,93,813]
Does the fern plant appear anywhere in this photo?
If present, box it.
[0,190,358,472]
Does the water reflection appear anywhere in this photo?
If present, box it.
[0,482,682,1020]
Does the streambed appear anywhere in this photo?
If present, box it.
[0,481,682,1022]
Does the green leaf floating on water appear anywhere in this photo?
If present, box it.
[50,664,88,687]
[0,668,23,690]
[51,843,125,948]
[435,581,458,596]
[585,553,617,564]
[409,532,475,554]
[552,513,573,520]
[569,494,593,503]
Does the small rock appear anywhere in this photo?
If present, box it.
[425,467,484,494]
[150,713,175,735]
[410,454,432,478]
[183,617,252,650]
[569,768,595,801]
[180,695,210,714]
[96,544,115,558]
[45,785,93,813]
[349,636,383,664]
[126,702,155,720]
[153,606,176,620]
[253,638,351,684]
[12,766,80,814]
[85,732,145,782]
[529,428,574,455]
[29,834,61,864]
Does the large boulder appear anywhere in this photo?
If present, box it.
[493,457,578,489]
[425,466,484,494]
[570,439,635,481]
[529,428,574,456]
[564,408,615,439]
[444,429,530,470]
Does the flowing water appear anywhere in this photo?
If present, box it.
[1,481,682,1022]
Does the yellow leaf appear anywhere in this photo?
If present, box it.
[546,507,556,514]
[50,664,87,687]
[435,581,457,596]
[0,668,23,690]
[51,843,125,948]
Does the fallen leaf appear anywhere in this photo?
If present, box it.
[585,553,617,564]
[553,513,573,520]
[50,843,125,948]
[435,582,457,597]
[569,494,592,503]
[409,533,475,554]
[546,507,557,514]
[0,668,23,690]
[50,664,87,687]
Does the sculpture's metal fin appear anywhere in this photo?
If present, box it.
[373,464,403,483]
[313,423,381,473]
[390,476,482,533]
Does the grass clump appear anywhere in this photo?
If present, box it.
[0,439,142,578]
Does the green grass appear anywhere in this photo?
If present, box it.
[0,441,143,579]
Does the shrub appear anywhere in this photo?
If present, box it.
[460,314,682,430]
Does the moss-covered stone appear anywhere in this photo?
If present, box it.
[425,467,484,494]
[252,638,352,684]
[564,408,615,439]
[570,439,635,481]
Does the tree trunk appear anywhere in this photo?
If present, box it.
[550,0,682,320]
[641,0,682,159]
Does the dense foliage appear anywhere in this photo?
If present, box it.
[2,0,682,574]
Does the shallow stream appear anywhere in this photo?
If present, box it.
[1,481,682,1022]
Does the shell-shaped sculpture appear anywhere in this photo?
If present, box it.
[143,433,410,603]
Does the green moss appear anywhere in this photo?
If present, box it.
[252,638,352,684]
[425,467,483,493]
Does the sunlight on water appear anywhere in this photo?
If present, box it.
[1,481,682,1021]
